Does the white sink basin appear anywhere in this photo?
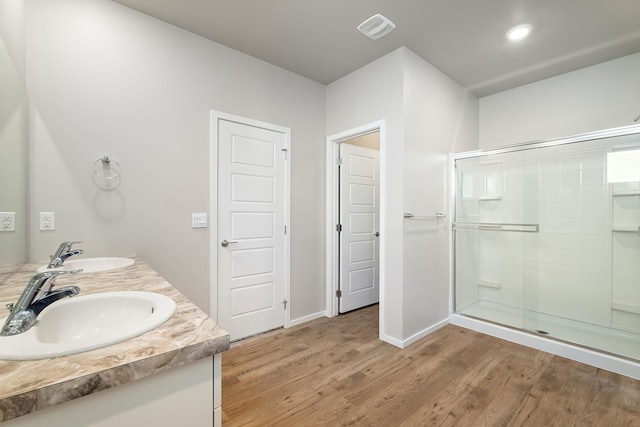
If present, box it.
[37,257,135,273]
[0,291,176,360]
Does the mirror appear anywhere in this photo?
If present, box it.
[0,34,28,284]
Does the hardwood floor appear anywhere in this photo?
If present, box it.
[222,305,640,426]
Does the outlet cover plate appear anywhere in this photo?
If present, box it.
[39,212,55,231]
[0,212,16,232]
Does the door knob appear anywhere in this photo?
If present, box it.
[220,239,238,247]
[375,232,380,237]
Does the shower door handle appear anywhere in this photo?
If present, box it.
[452,223,539,233]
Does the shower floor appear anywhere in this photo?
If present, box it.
[458,300,640,361]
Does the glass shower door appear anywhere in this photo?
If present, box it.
[454,151,528,330]
[454,127,640,362]
[521,136,640,360]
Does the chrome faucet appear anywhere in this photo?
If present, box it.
[47,241,84,268]
[1,270,81,336]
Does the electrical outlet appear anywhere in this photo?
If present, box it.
[39,212,55,231]
[0,212,16,232]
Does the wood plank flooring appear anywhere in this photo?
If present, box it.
[222,305,640,426]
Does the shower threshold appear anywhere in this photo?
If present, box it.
[456,300,640,362]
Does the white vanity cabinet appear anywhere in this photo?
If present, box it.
[4,357,219,427]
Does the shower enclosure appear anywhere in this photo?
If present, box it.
[452,125,640,366]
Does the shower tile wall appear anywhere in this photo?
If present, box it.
[456,147,614,328]
[456,153,526,314]
[531,147,611,327]
[612,178,640,333]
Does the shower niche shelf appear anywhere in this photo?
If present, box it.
[479,162,503,201]
[478,280,501,289]
[612,190,640,197]
[611,225,640,233]
[611,187,639,233]
[611,302,640,315]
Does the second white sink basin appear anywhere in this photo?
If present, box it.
[37,257,135,273]
[0,291,176,360]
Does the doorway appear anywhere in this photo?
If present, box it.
[211,111,291,341]
[338,138,380,313]
[326,120,385,319]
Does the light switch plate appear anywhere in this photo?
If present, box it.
[0,212,16,232]
[192,213,208,228]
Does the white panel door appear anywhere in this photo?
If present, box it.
[339,143,380,313]
[218,119,286,340]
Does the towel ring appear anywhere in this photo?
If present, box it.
[92,156,121,190]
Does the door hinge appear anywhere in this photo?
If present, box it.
[284,225,287,235]
[336,290,342,298]
[336,157,342,166]
[281,148,288,159]
[336,223,342,232]
[282,298,288,309]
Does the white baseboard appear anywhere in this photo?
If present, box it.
[287,311,326,328]
[380,318,450,349]
[379,333,404,348]
[401,318,450,348]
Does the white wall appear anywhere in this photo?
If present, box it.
[26,0,326,320]
[327,47,478,344]
[0,0,27,272]
[401,49,478,339]
[327,47,406,340]
[0,0,26,77]
[480,53,640,148]
[0,36,27,268]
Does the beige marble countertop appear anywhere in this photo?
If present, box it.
[0,258,229,423]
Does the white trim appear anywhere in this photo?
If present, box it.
[454,123,640,160]
[448,154,456,317]
[325,120,386,335]
[379,333,404,348]
[450,314,640,380]
[398,318,450,349]
[287,311,326,328]
[210,111,291,329]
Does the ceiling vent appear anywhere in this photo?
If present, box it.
[357,13,396,40]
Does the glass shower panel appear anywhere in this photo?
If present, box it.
[608,137,640,359]
[520,135,640,360]
[454,157,479,314]
[454,128,640,361]
[454,152,526,329]
[521,142,611,336]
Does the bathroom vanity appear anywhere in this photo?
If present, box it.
[0,258,229,426]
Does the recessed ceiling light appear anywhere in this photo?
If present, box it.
[506,24,532,41]
[357,13,396,40]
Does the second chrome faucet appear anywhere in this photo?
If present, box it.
[47,241,84,268]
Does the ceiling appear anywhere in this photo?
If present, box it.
[114,0,640,97]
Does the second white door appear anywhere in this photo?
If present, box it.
[217,118,287,340]
[339,143,380,313]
